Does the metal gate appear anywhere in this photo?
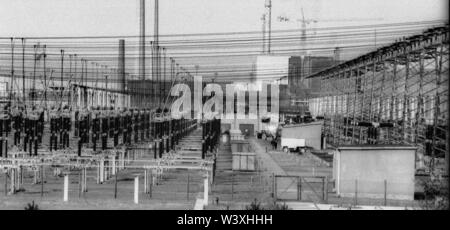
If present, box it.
[274,175,329,203]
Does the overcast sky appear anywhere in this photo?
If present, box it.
[0,0,448,37]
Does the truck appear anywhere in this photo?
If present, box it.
[279,121,323,153]
[281,137,306,153]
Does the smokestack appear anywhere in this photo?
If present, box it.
[118,39,125,92]
[139,0,145,80]
[154,0,160,107]
[261,14,266,54]
[265,0,272,54]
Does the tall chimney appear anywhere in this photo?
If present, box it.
[265,0,272,54]
[139,0,145,80]
[261,14,266,54]
[118,39,125,92]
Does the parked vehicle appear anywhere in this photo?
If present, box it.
[281,137,306,153]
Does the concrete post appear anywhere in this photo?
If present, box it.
[144,170,148,193]
[34,170,38,184]
[324,176,328,203]
[10,169,15,194]
[96,163,100,184]
[100,160,104,183]
[112,156,116,175]
[83,168,87,192]
[104,160,108,181]
[384,180,387,206]
[134,176,139,204]
[152,169,157,186]
[203,174,209,206]
[354,179,358,206]
[63,175,69,202]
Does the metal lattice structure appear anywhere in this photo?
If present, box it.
[308,25,449,175]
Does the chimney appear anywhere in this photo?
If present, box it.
[118,39,125,92]
[139,0,145,80]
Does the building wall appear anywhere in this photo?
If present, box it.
[334,146,417,200]
[281,122,323,150]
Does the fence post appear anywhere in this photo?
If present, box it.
[187,174,190,200]
[273,174,277,201]
[41,165,44,197]
[354,179,358,206]
[384,180,387,206]
[149,170,153,198]
[114,171,118,199]
[63,174,69,202]
[134,176,139,204]
[144,170,147,194]
[324,176,328,204]
[297,176,301,201]
[78,170,82,198]
[83,167,87,193]
[96,163,100,184]
[203,174,209,206]
[4,172,7,196]
[112,156,116,175]
[99,160,104,183]
[231,173,234,200]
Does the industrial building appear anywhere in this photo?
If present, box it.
[0,0,447,211]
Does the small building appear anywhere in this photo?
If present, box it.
[333,145,417,200]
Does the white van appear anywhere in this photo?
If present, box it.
[281,138,306,153]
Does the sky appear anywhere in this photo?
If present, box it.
[0,0,448,37]
[0,0,447,83]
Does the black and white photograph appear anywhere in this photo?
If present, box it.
[0,0,448,215]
